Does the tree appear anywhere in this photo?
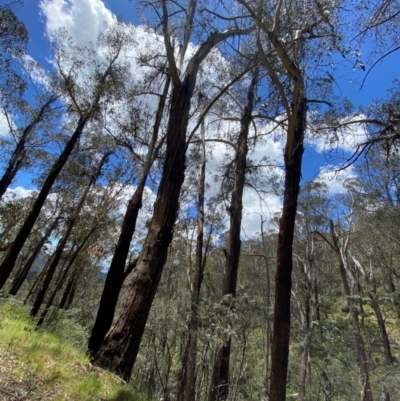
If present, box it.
[0,95,59,200]
[209,64,259,401]
[93,0,252,378]
[0,25,131,289]
[88,72,171,358]
[236,0,344,398]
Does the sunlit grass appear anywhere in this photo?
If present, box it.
[0,299,151,401]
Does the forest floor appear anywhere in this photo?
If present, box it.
[0,299,149,401]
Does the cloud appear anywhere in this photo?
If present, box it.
[0,110,11,138]
[242,191,281,237]
[308,114,369,154]
[22,54,52,90]
[3,186,38,201]
[315,164,357,195]
[40,0,116,44]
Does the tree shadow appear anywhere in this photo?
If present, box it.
[104,388,148,401]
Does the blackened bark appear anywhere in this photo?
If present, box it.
[269,97,306,401]
[209,67,258,401]
[30,155,106,317]
[59,275,77,310]
[93,26,251,382]
[369,290,393,364]
[88,75,170,358]
[0,97,57,200]
[9,217,59,296]
[93,80,191,381]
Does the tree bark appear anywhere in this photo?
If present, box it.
[209,66,258,401]
[93,26,251,382]
[59,275,77,310]
[269,97,306,401]
[88,74,170,358]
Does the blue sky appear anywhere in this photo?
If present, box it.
[4,0,400,235]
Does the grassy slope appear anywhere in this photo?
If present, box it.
[0,300,150,401]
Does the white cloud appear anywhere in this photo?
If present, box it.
[0,110,11,138]
[22,54,52,90]
[315,164,357,195]
[308,114,369,154]
[242,191,281,237]
[3,186,38,201]
[40,0,116,44]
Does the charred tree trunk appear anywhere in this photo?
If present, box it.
[94,80,191,381]
[88,74,170,358]
[59,275,77,310]
[269,97,306,401]
[0,97,57,200]
[93,27,250,382]
[30,154,107,317]
[9,217,60,296]
[209,66,258,401]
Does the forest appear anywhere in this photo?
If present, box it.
[0,0,400,400]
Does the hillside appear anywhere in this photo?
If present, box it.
[0,300,150,401]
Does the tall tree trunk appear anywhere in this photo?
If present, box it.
[93,27,250,382]
[88,74,170,358]
[268,95,306,401]
[9,216,60,296]
[30,154,107,317]
[177,102,208,401]
[0,97,57,200]
[59,274,77,310]
[209,66,258,401]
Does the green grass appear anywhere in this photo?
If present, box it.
[0,299,151,401]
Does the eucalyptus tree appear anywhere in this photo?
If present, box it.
[93,0,253,380]
[235,0,346,398]
[0,24,135,289]
[208,65,260,401]
[88,69,171,358]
